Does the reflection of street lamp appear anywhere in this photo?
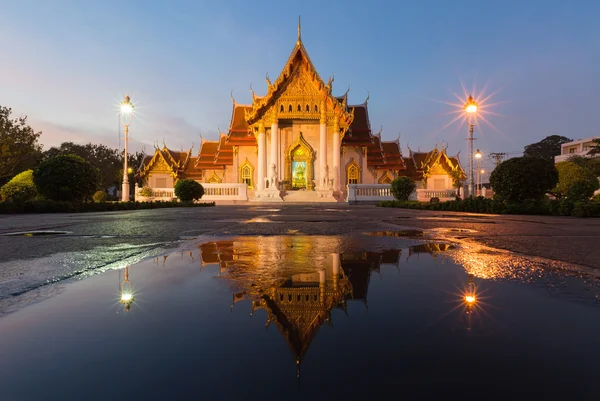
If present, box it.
[120,266,134,311]
[120,95,134,202]
[464,95,478,197]
[464,274,476,314]
[475,149,482,195]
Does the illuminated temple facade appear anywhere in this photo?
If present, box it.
[137,22,465,202]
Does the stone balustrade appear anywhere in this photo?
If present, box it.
[134,187,175,202]
[201,183,248,201]
[347,184,395,204]
[416,189,457,201]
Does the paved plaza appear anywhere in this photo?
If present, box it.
[1,205,598,269]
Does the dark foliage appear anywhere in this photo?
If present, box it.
[523,135,572,162]
[390,177,416,201]
[33,154,100,202]
[490,157,558,203]
[0,106,42,185]
[174,179,204,202]
[0,199,215,214]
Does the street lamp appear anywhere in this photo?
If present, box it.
[464,95,478,197]
[475,149,482,195]
[120,95,134,202]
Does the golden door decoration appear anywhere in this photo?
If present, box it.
[284,132,315,191]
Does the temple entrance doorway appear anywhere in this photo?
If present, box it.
[284,132,315,191]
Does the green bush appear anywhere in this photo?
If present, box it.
[390,177,416,201]
[490,157,558,203]
[33,154,100,202]
[0,199,215,214]
[0,170,37,202]
[174,179,204,202]
[553,161,599,200]
[139,186,153,197]
[92,191,109,203]
[572,200,600,218]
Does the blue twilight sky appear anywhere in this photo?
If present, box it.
[1,0,599,171]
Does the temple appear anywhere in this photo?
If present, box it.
[137,20,465,202]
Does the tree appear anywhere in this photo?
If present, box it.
[552,161,599,200]
[0,170,37,202]
[390,177,416,201]
[490,157,558,203]
[0,106,42,185]
[587,138,600,156]
[174,179,204,202]
[567,155,600,177]
[523,135,572,162]
[42,142,122,191]
[33,154,100,202]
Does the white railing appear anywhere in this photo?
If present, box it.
[416,189,457,201]
[135,187,175,202]
[347,184,395,203]
[201,183,248,201]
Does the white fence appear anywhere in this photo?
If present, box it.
[135,184,248,202]
[135,187,175,202]
[201,183,248,201]
[416,189,457,201]
[347,184,395,204]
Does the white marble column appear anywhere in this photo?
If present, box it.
[332,118,341,192]
[257,122,266,191]
[319,268,326,305]
[332,253,340,292]
[319,102,327,188]
[270,118,278,187]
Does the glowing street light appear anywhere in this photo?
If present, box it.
[120,95,134,202]
[464,95,479,197]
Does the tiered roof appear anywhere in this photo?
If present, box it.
[137,145,193,180]
[402,146,466,181]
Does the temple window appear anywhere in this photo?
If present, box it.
[288,104,292,112]
[240,160,254,189]
[347,162,360,185]
[280,105,284,112]
[314,105,318,112]
[297,104,301,112]
[305,104,309,112]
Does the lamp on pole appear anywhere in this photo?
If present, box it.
[475,149,482,196]
[120,95,134,202]
[464,95,478,197]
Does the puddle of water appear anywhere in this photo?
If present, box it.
[0,235,599,400]
[365,230,423,237]
[430,227,478,234]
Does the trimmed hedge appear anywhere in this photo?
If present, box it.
[377,197,600,218]
[0,200,215,214]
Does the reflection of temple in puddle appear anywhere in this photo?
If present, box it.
[198,237,452,376]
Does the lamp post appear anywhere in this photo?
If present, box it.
[464,95,478,197]
[480,169,485,195]
[120,95,134,202]
[475,149,482,196]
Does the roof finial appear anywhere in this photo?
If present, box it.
[365,90,370,104]
[397,132,401,146]
[297,16,301,44]
[230,90,235,104]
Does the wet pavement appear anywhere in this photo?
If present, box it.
[0,233,599,400]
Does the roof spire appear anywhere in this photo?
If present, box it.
[297,16,301,44]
